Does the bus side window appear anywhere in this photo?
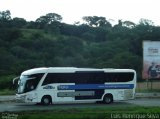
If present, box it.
[104,72,134,82]
[42,73,56,85]
[104,73,114,82]
[42,73,75,85]
[75,73,88,84]
[93,73,104,84]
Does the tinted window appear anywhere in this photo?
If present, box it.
[42,72,134,85]
[42,73,75,85]
[42,72,105,85]
[104,72,134,82]
[75,72,104,84]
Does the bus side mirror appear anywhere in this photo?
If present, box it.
[13,76,19,85]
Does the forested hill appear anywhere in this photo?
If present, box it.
[1,10,160,81]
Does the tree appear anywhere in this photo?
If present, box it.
[12,17,27,28]
[36,13,62,24]
[82,16,112,28]
[139,18,154,26]
[122,21,135,28]
[36,13,62,29]
[0,10,12,27]
[0,10,11,21]
[45,13,62,23]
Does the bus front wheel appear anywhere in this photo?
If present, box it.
[41,95,52,105]
[103,94,113,104]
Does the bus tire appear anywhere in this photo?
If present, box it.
[103,94,113,104]
[41,95,52,105]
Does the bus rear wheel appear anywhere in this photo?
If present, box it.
[41,95,52,105]
[103,94,113,104]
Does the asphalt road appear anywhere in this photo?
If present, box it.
[0,98,160,112]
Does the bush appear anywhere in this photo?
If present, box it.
[0,75,16,89]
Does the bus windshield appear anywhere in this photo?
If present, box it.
[17,73,44,94]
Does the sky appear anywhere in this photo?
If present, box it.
[0,0,160,25]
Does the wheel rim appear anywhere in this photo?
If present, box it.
[104,95,113,104]
[44,98,50,104]
[105,97,111,103]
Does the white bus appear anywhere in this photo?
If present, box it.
[13,67,136,105]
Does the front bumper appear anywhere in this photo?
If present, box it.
[15,94,26,103]
[15,93,38,103]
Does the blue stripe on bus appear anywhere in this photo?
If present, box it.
[57,84,134,90]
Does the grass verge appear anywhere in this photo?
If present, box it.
[1,106,160,119]
[0,89,15,95]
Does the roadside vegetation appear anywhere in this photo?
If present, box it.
[0,10,160,92]
[4,106,160,119]
[0,89,15,95]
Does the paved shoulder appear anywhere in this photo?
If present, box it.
[126,98,160,106]
[0,95,15,102]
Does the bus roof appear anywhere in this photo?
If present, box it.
[21,67,136,75]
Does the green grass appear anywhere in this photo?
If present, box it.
[2,106,160,119]
[0,89,15,95]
